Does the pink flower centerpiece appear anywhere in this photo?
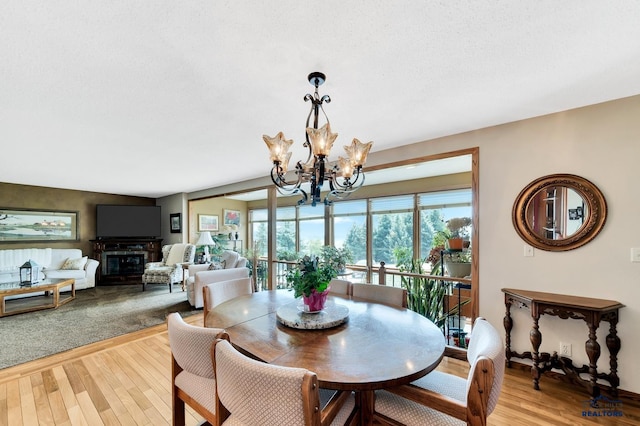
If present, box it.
[286,249,342,312]
[302,288,331,312]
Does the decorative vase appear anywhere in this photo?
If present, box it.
[235,231,239,240]
[302,288,330,312]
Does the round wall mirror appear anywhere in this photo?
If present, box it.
[512,174,607,251]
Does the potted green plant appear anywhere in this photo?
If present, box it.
[395,248,471,328]
[319,245,353,273]
[443,249,471,278]
[444,217,472,250]
[286,248,339,311]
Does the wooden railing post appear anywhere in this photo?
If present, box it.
[378,261,386,285]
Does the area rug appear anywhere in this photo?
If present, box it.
[0,284,200,369]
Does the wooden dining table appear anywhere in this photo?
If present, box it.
[205,289,445,425]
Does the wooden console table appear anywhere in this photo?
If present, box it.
[501,288,624,397]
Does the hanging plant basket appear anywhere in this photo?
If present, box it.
[445,260,471,278]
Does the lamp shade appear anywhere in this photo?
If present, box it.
[196,231,214,246]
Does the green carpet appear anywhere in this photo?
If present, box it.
[0,283,200,370]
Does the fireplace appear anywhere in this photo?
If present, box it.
[102,251,148,276]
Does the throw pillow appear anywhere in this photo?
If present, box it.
[60,256,88,270]
[208,260,226,270]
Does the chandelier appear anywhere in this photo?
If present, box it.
[263,72,373,206]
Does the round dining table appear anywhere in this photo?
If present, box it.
[205,289,445,425]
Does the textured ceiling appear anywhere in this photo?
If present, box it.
[2,1,640,198]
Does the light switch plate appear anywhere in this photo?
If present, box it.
[631,248,640,262]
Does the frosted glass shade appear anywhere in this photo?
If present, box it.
[263,132,293,169]
[306,123,338,157]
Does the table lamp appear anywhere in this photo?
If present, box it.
[196,231,215,262]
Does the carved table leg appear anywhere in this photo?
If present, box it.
[530,315,542,390]
[606,312,621,396]
[503,300,513,367]
[586,321,602,398]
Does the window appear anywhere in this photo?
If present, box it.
[248,188,472,274]
[370,195,414,267]
[276,207,297,258]
[332,200,367,264]
[250,209,268,257]
[418,189,473,258]
[298,205,325,254]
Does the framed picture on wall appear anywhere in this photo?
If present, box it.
[198,214,219,232]
[223,209,240,226]
[0,208,79,242]
[170,213,181,233]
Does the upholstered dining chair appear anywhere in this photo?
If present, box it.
[167,312,228,426]
[212,338,355,426]
[374,317,505,426]
[202,277,253,324]
[351,282,408,308]
[328,278,351,295]
[142,243,195,292]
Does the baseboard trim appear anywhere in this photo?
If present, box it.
[507,360,640,403]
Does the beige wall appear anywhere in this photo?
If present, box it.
[395,95,640,393]
[188,197,248,252]
[0,183,155,255]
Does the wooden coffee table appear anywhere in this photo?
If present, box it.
[0,278,75,317]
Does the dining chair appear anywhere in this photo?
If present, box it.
[167,312,228,426]
[328,278,351,295]
[351,282,408,308]
[373,317,505,426]
[212,338,355,426]
[202,277,253,324]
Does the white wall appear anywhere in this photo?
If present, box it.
[390,95,639,393]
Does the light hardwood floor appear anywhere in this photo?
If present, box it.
[1,313,638,426]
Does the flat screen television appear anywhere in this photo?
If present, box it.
[96,205,161,239]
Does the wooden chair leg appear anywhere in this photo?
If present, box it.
[173,389,185,426]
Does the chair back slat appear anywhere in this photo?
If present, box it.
[328,279,351,295]
[203,277,253,321]
[351,283,407,308]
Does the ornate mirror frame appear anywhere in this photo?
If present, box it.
[512,174,607,251]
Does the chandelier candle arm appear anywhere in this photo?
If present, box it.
[264,72,373,206]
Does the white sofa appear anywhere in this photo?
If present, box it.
[186,250,249,308]
[0,248,99,290]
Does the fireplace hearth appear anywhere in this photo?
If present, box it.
[91,239,162,284]
[103,252,146,276]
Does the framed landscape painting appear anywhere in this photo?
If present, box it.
[223,209,241,227]
[0,208,79,242]
[198,214,219,232]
